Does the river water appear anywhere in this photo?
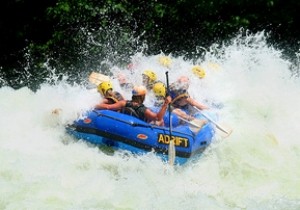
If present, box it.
[1,33,300,210]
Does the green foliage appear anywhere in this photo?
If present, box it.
[1,0,299,89]
[23,0,300,58]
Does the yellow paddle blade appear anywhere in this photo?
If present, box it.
[88,72,110,85]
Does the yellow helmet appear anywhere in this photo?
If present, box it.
[192,65,206,79]
[153,82,166,97]
[132,85,147,96]
[97,81,113,96]
[142,70,157,82]
[158,56,172,67]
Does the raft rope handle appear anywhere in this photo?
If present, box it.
[90,110,195,137]
[93,110,153,128]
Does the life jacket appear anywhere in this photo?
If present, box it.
[123,101,147,121]
[170,90,196,116]
[171,93,190,106]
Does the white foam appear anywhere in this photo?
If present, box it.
[1,32,300,209]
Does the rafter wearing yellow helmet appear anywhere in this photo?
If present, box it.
[142,69,158,90]
[152,82,167,107]
[95,84,172,126]
[97,81,113,96]
[153,82,166,97]
[97,81,124,105]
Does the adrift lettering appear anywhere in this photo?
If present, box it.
[158,134,189,148]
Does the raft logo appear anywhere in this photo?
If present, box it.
[137,134,148,140]
[83,118,92,124]
[158,134,189,148]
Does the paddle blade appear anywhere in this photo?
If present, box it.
[188,119,207,133]
[168,140,175,166]
[192,106,233,138]
[88,72,110,85]
[215,123,233,139]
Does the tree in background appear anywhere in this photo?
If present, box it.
[0,0,299,89]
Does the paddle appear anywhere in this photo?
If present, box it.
[165,71,176,166]
[193,106,233,137]
[88,72,110,86]
[177,116,208,133]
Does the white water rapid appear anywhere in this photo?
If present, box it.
[1,33,300,210]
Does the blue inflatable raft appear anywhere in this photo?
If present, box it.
[66,109,216,164]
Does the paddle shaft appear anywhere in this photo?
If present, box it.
[88,72,110,85]
[165,71,172,134]
[177,116,202,128]
[193,106,231,134]
[165,71,175,165]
